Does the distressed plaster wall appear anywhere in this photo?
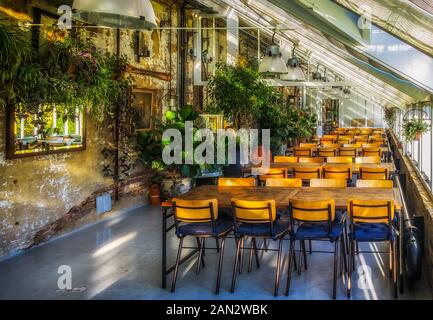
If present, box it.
[0,0,180,258]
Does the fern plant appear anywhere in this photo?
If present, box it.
[402,119,430,143]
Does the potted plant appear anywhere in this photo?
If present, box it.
[137,105,202,201]
[402,119,430,143]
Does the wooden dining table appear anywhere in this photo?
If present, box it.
[160,185,402,288]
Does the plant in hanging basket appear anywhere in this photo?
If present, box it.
[402,119,430,143]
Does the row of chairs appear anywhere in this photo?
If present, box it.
[171,192,397,298]
[275,156,382,164]
[334,128,385,135]
[221,177,392,188]
[254,167,389,186]
[294,146,383,158]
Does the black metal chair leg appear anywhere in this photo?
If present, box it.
[356,241,359,255]
[392,239,398,299]
[302,240,308,270]
[309,240,312,254]
[347,240,352,298]
[196,238,204,274]
[253,238,260,268]
[171,236,184,293]
[239,237,245,274]
[297,240,303,275]
[285,241,295,296]
[231,237,242,293]
[248,238,254,273]
[274,239,283,297]
[341,235,348,276]
[263,239,268,252]
[216,237,220,253]
[215,237,226,295]
[333,240,339,299]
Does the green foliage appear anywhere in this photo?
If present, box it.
[384,107,396,128]
[0,21,131,121]
[402,119,430,143]
[207,62,271,128]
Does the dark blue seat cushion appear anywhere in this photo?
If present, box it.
[349,223,395,242]
[294,222,343,241]
[177,218,233,237]
[235,218,290,239]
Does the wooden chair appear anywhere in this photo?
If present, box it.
[257,168,286,186]
[359,167,388,180]
[347,199,397,298]
[286,199,346,299]
[293,166,322,184]
[231,199,289,296]
[362,148,382,157]
[339,147,357,157]
[322,165,352,181]
[171,199,232,294]
[300,143,317,148]
[294,147,312,157]
[318,147,337,157]
[274,156,298,163]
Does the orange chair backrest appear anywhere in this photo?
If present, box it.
[322,165,352,179]
[290,199,335,222]
[348,199,394,223]
[294,147,312,157]
[274,156,298,163]
[231,199,276,223]
[359,167,388,180]
[173,198,218,222]
[293,166,322,180]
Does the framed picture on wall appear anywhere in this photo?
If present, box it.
[132,89,156,131]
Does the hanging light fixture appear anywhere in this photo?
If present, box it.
[72,0,157,30]
[280,45,305,81]
[312,64,322,81]
[258,30,288,76]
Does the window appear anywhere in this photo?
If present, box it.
[6,104,86,159]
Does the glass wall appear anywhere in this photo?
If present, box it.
[396,101,432,190]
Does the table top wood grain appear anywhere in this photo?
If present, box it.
[170,185,401,210]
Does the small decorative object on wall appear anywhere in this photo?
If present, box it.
[132,89,156,131]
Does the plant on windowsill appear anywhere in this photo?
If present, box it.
[402,119,430,143]
[384,107,396,129]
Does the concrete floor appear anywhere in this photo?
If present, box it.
[0,205,431,300]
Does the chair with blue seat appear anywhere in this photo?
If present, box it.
[286,199,347,299]
[171,199,233,294]
[230,199,290,296]
[346,199,398,298]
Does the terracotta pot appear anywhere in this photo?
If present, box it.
[414,132,421,141]
[149,184,161,206]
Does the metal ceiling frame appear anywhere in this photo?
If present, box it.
[207,0,410,109]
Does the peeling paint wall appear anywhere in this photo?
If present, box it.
[0,0,180,258]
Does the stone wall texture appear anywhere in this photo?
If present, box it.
[0,0,179,258]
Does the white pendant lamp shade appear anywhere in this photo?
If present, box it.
[72,0,157,30]
[280,56,305,81]
[258,44,288,75]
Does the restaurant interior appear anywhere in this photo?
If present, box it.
[0,0,433,301]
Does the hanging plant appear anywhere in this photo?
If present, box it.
[402,119,430,143]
